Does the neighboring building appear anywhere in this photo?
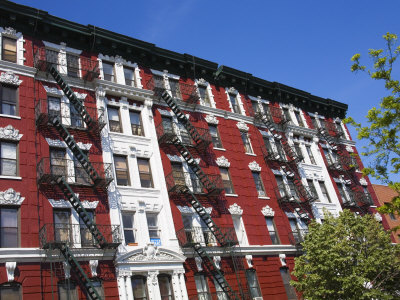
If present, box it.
[373,184,400,243]
[0,1,385,300]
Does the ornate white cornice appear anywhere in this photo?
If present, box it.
[261,205,275,217]
[126,244,183,263]
[228,203,243,215]
[248,161,261,172]
[0,125,22,141]
[177,205,212,215]
[236,121,249,132]
[359,178,368,186]
[197,78,208,86]
[205,114,219,125]
[95,86,106,98]
[0,188,25,206]
[5,262,16,282]
[48,199,99,210]
[0,71,22,86]
[227,87,238,95]
[2,27,17,38]
[216,156,230,168]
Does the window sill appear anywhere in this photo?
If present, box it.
[0,175,22,180]
[258,196,270,200]
[225,193,238,197]
[213,147,226,151]
[0,114,21,120]
[245,153,256,156]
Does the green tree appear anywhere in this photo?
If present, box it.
[291,210,400,300]
[347,32,400,214]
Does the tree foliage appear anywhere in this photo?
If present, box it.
[291,210,400,299]
[346,33,400,214]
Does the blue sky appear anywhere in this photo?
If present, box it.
[13,0,400,183]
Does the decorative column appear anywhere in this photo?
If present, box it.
[178,269,189,300]
[117,275,127,300]
[125,275,134,300]
[172,271,182,300]
[147,271,161,300]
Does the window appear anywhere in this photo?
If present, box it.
[102,62,115,82]
[263,137,274,155]
[0,207,18,247]
[305,145,316,165]
[182,214,194,243]
[54,210,70,244]
[50,148,66,177]
[293,142,303,162]
[282,107,291,123]
[289,219,302,244]
[130,111,143,136]
[124,67,135,86]
[363,186,373,204]
[162,116,174,135]
[132,276,148,300]
[89,280,104,299]
[275,140,287,161]
[48,96,61,120]
[310,116,318,129]
[280,268,297,300]
[70,104,83,128]
[0,142,17,176]
[189,167,202,194]
[137,158,153,188]
[265,217,280,245]
[335,121,344,136]
[0,283,21,300]
[2,37,16,63]
[319,181,331,203]
[214,278,228,300]
[107,107,122,133]
[198,85,211,106]
[389,207,396,220]
[252,172,266,197]
[275,175,286,198]
[229,94,240,113]
[74,150,90,185]
[241,132,253,154]
[319,118,326,130]
[168,78,181,99]
[171,163,185,186]
[307,179,318,198]
[194,274,210,300]
[323,148,334,165]
[66,54,79,78]
[0,85,17,116]
[209,125,223,148]
[262,103,272,120]
[219,167,234,194]
[294,111,304,127]
[114,155,130,186]
[251,101,260,114]
[336,182,348,203]
[246,269,262,298]
[147,213,160,244]
[122,212,136,245]
[177,123,191,145]
[158,274,174,300]
[79,210,94,247]
[58,281,78,300]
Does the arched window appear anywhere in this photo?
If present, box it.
[131,275,148,300]
[158,274,174,300]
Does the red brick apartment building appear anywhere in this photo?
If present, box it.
[0,1,385,299]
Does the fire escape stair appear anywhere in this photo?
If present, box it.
[57,244,102,300]
[161,91,210,150]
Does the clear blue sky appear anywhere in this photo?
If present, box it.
[12,0,400,184]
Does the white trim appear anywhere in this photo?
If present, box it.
[0,125,23,141]
[215,156,230,167]
[0,188,25,206]
[261,205,275,217]
[43,41,82,55]
[48,198,99,210]
[0,71,22,85]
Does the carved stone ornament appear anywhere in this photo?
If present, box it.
[204,114,219,125]
[236,121,249,132]
[197,78,208,86]
[2,27,17,38]
[227,87,238,95]
[167,154,182,162]
[48,199,99,210]
[195,257,203,272]
[63,261,71,279]
[261,205,275,217]
[5,262,16,282]
[148,271,159,285]
[216,156,230,167]
[0,125,22,141]
[89,260,99,277]
[44,85,63,96]
[0,71,22,86]
[213,256,221,269]
[359,178,368,186]
[127,244,179,262]
[248,161,261,172]
[245,255,253,268]
[115,55,124,67]
[279,254,287,267]
[0,188,25,206]
[374,213,383,222]
[228,203,243,216]
[346,145,354,152]
[95,86,106,98]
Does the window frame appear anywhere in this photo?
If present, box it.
[319,181,331,203]
[114,155,130,186]
[58,280,79,300]
[194,274,210,300]
[0,141,18,176]
[1,36,17,63]
[0,282,21,300]
[209,124,223,149]
[107,106,122,133]
[66,53,80,78]
[122,212,136,245]
[246,269,262,298]
[129,110,144,136]
[146,213,160,243]
[265,217,280,245]
[252,171,266,197]
[137,158,154,188]
[241,132,254,154]
[0,206,19,248]
[0,84,18,116]
[102,61,115,82]
[158,274,174,300]
[168,78,182,99]
[123,66,136,87]
[229,93,240,114]
[305,145,316,165]
[219,167,235,195]
[131,275,149,300]
[198,85,211,107]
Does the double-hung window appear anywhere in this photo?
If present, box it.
[0,142,17,176]
[2,37,17,63]
[66,53,79,78]
[195,274,210,300]
[130,111,143,136]
[158,274,174,300]
[0,84,17,116]
[252,171,266,197]
[147,213,160,244]
[122,212,136,245]
[336,182,348,203]
[102,62,115,82]
[319,181,331,203]
[50,148,66,177]
[132,276,149,300]
[220,167,234,194]
[307,179,318,199]
[53,210,71,244]
[294,111,304,127]
[293,142,303,162]
[47,96,61,120]
[70,104,83,128]
[79,210,94,247]
[265,217,280,245]
[107,106,122,133]
[229,94,240,113]
[0,207,18,247]
[209,125,223,148]
[58,281,78,300]
[282,107,291,123]
[241,132,253,154]
[305,145,316,165]
[198,85,211,106]
[169,78,181,99]
[124,67,135,86]
[246,269,262,298]
[137,158,153,188]
[114,155,130,186]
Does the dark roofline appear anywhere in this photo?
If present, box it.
[0,0,348,118]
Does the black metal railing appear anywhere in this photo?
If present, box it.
[35,99,106,131]
[39,224,121,249]
[260,144,287,163]
[156,122,212,147]
[37,158,113,187]
[176,227,238,247]
[34,47,100,81]
[166,172,223,195]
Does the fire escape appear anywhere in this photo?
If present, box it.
[34,47,120,300]
[148,76,249,299]
[317,122,372,211]
[250,103,316,220]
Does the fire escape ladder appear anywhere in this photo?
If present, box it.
[193,243,240,300]
[48,66,101,131]
[229,247,250,299]
[161,91,210,149]
[55,177,109,248]
[57,244,102,300]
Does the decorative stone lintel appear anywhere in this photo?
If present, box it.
[2,27,17,38]
[359,178,368,186]
[5,261,16,282]
[0,71,22,86]
[0,125,23,141]
[227,87,238,95]
[204,114,219,125]
[248,161,261,172]
[195,257,203,272]
[261,205,275,217]
[216,156,230,168]
[197,78,208,86]
[245,255,253,268]
[279,254,287,267]
[228,203,243,216]
[89,260,99,277]
[48,199,99,210]
[236,121,249,132]
[0,188,25,206]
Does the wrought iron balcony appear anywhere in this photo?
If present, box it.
[165,171,223,195]
[35,98,106,132]
[275,183,316,204]
[37,157,113,188]
[349,189,374,206]
[260,144,287,163]
[288,229,308,246]
[34,47,100,81]
[176,227,238,248]
[156,122,212,148]
[39,223,121,249]
[146,75,200,104]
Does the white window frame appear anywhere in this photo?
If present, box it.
[0,27,24,65]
